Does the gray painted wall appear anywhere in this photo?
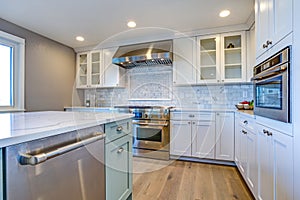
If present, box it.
[0,18,80,111]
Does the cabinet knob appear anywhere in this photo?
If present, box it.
[193,122,196,125]
[267,131,273,136]
[263,129,268,134]
[189,114,195,118]
[266,40,272,45]
[263,43,268,49]
[117,147,124,154]
[116,126,123,132]
[243,120,248,125]
[188,122,191,125]
[242,130,247,134]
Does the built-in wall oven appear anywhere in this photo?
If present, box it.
[252,46,290,123]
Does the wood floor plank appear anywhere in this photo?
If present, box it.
[132,158,254,200]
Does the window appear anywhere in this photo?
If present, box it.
[0,30,25,112]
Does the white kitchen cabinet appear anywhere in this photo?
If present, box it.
[76,47,125,89]
[235,113,258,198]
[170,111,234,162]
[257,123,293,200]
[191,120,216,159]
[102,47,125,87]
[197,32,246,83]
[76,51,102,88]
[255,0,293,58]
[170,120,192,157]
[173,37,197,85]
[0,148,2,200]
[196,35,220,84]
[215,112,234,161]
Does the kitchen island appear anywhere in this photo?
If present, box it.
[0,111,133,200]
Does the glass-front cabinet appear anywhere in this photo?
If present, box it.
[197,31,246,83]
[197,35,220,83]
[76,51,101,88]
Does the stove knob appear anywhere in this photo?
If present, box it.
[144,114,148,118]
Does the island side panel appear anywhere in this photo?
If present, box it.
[0,148,3,200]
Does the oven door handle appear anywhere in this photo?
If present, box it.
[252,65,287,81]
[132,122,168,127]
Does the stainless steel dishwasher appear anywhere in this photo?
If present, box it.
[4,125,105,200]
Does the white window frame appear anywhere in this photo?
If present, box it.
[0,30,25,112]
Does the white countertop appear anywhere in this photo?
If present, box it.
[170,107,236,112]
[0,111,133,148]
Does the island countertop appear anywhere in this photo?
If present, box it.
[0,111,134,148]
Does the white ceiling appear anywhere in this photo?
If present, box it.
[0,0,254,49]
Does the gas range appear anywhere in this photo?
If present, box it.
[114,105,172,160]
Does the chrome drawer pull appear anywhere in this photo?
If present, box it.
[117,147,124,154]
[18,133,105,166]
[116,126,123,132]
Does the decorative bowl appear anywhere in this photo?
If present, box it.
[235,104,244,110]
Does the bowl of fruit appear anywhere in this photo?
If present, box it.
[236,100,254,110]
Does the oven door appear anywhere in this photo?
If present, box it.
[254,67,289,122]
[132,120,169,151]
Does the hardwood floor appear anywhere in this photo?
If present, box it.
[132,157,254,200]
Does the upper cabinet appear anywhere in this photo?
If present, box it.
[76,48,125,89]
[197,32,246,83]
[255,0,293,58]
[76,51,101,88]
[102,47,125,88]
[173,31,247,85]
[173,37,197,85]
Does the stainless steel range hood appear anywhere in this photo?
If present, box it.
[112,40,173,68]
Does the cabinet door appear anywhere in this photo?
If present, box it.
[269,0,293,50]
[257,124,293,200]
[272,129,293,200]
[255,0,270,57]
[234,115,241,165]
[170,120,192,157]
[240,128,247,175]
[90,51,102,87]
[0,148,2,200]
[192,121,216,159]
[106,135,132,200]
[197,35,220,84]
[215,112,234,161]
[76,52,90,88]
[246,130,258,197]
[257,128,273,200]
[173,37,197,85]
[103,47,125,87]
[220,32,246,83]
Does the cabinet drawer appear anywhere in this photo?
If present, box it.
[105,119,132,144]
[239,116,255,132]
[171,112,215,121]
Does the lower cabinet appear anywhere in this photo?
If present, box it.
[0,148,2,200]
[170,111,234,162]
[105,120,132,200]
[235,113,258,197]
[257,123,293,200]
[215,113,234,161]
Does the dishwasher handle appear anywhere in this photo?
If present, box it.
[18,132,105,166]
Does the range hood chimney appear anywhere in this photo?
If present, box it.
[112,40,173,68]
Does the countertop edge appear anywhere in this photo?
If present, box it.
[0,112,134,148]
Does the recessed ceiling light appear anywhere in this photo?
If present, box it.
[127,21,136,28]
[76,36,85,41]
[219,10,230,18]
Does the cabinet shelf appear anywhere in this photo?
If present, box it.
[200,50,217,53]
[224,47,241,51]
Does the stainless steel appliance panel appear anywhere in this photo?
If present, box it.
[252,47,290,123]
[5,127,105,200]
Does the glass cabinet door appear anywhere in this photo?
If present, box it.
[90,51,101,87]
[197,35,220,83]
[221,33,245,82]
[77,53,89,88]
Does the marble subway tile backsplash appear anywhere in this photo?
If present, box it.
[83,66,253,109]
